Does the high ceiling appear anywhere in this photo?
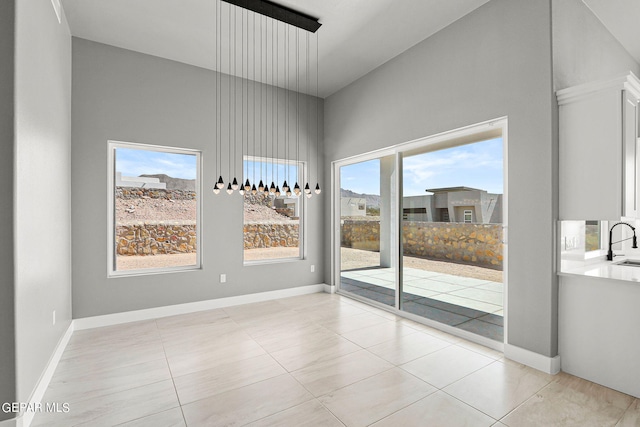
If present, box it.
[60,0,640,98]
[582,0,640,65]
[60,0,490,97]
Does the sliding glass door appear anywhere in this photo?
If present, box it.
[400,139,504,341]
[334,123,506,343]
[338,156,397,307]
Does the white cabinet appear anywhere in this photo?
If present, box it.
[559,275,640,398]
[558,73,640,220]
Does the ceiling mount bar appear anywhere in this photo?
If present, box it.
[221,0,321,33]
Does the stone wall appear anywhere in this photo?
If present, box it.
[341,219,503,270]
[116,186,196,200]
[116,221,196,255]
[341,219,381,251]
[243,223,299,249]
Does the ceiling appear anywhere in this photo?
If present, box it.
[582,0,640,65]
[60,0,490,97]
[60,0,640,98]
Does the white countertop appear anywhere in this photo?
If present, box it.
[560,257,640,282]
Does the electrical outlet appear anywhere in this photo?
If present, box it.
[220,274,226,283]
[310,265,315,273]
[52,310,56,326]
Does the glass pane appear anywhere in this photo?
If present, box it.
[401,138,504,341]
[243,158,302,262]
[114,146,198,272]
[339,157,396,307]
[585,220,601,252]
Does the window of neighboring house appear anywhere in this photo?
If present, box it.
[108,141,201,276]
[243,156,304,263]
[464,209,473,223]
[358,203,365,210]
[585,220,605,252]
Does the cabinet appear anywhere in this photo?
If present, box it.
[559,275,640,398]
[557,73,640,220]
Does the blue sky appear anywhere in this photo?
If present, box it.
[116,147,303,185]
[116,148,197,179]
[340,138,503,196]
[117,138,503,193]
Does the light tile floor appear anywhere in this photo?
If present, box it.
[33,292,640,426]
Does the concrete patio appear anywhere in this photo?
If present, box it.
[340,267,504,341]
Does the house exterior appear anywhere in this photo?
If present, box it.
[340,197,367,217]
[403,187,503,224]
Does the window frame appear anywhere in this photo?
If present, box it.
[242,155,306,265]
[107,140,202,278]
[584,220,608,259]
[463,209,473,223]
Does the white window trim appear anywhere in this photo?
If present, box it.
[584,220,608,260]
[242,155,306,265]
[107,140,202,278]
[463,209,473,223]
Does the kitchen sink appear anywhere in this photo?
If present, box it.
[614,259,640,267]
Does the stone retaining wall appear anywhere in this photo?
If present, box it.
[341,219,380,251]
[116,221,196,255]
[341,219,503,269]
[243,223,299,249]
[117,221,300,255]
[116,187,196,200]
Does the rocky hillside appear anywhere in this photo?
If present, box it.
[140,174,196,191]
[116,190,292,223]
[340,188,381,207]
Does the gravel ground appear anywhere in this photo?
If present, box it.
[118,247,502,282]
[244,204,296,223]
[117,248,300,270]
[116,198,196,222]
[116,198,294,223]
[341,247,503,282]
[117,253,197,270]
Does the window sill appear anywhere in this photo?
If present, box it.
[243,257,304,267]
[108,264,201,278]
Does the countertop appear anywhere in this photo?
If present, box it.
[560,257,640,282]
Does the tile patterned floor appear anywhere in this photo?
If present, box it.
[32,292,640,426]
[341,267,504,340]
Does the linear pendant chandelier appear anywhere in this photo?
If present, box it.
[212,0,322,198]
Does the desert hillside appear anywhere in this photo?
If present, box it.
[116,195,293,223]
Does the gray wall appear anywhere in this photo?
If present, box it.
[553,0,640,91]
[14,0,73,404]
[72,39,324,318]
[0,0,16,421]
[324,0,557,357]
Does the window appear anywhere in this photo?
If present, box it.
[108,141,201,276]
[464,209,473,223]
[243,156,303,263]
[585,220,603,252]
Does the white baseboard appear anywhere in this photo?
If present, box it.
[504,343,561,374]
[11,284,327,427]
[323,284,335,294]
[74,284,326,330]
[18,322,74,427]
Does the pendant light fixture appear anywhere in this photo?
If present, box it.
[213,0,223,194]
[211,0,321,201]
[314,31,321,195]
[238,6,245,196]
[227,3,236,195]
